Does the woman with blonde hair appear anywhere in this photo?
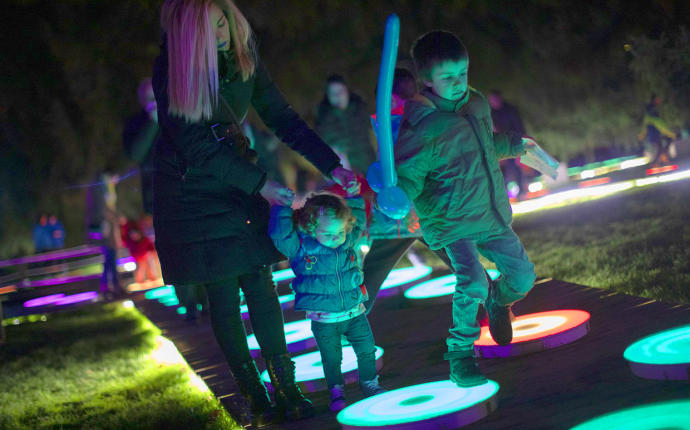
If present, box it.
[152,0,360,426]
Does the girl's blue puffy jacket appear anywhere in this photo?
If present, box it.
[268,197,368,313]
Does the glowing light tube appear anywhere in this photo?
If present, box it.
[337,380,499,429]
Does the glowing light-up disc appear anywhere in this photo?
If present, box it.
[404,270,501,305]
[272,268,295,284]
[377,265,432,298]
[474,310,590,358]
[571,399,690,430]
[623,324,690,380]
[246,319,315,358]
[260,346,384,392]
[240,293,295,320]
[337,380,499,430]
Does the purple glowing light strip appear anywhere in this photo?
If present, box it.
[26,274,101,288]
[0,245,103,268]
[24,294,66,308]
[53,291,98,305]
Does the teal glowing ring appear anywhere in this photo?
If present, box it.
[623,324,690,380]
[261,346,385,392]
[144,285,175,300]
[337,380,499,429]
[272,268,295,283]
[246,319,315,358]
[404,270,501,303]
[571,399,690,430]
[241,293,295,320]
[378,265,433,297]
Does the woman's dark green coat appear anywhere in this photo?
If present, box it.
[152,48,341,284]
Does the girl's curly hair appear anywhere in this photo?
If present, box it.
[292,192,357,235]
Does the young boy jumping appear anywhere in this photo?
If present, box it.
[395,30,537,387]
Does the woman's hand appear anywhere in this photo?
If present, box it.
[331,166,361,196]
[260,180,295,206]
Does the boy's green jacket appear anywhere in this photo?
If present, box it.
[395,88,526,250]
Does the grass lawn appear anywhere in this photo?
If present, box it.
[0,302,241,430]
[512,179,690,304]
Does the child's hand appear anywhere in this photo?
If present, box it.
[260,180,295,206]
[331,166,361,196]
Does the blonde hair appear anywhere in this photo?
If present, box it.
[161,0,256,122]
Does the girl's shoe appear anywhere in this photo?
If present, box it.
[360,375,387,397]
[330,385,347,412]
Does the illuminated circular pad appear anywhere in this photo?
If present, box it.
[474,310,590,358]
[261,346,384,392]
[337,380,499,429]
[623,324,690,380]
[246,319,315,358]
[240,293,295,320]
[404,271,501,305]
[571,399,690,430]
[377,265,432,297]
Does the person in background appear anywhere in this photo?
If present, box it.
[100,172,124,298]
[123,78,159,216]
[316,74,377,175]
[47,214,65,250]
[33,213,52,254]
[638,94,677,167]
[488,90,531,199]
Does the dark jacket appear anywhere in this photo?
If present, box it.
[152,47,341,285]
[315,94,376,174]
[395,88,525,249]
[268,198,367,312]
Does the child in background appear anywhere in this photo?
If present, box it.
[395,30,539,387]
[120,217,160,283]
[269,192,385,412]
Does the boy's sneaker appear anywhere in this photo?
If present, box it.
[360,375,387,397]
[485,279,513,346]
[445,350,487,388]
[330,385,347,412]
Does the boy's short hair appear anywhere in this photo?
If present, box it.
[411,31,468,81]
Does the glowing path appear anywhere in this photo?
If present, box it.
[377,265,433,298]
[570,400,690,430]
[337,380,499,429]
[260,346,385,392]
[474,310,590,358]
[247,319,316,358]
[272,268,295,284]
[404,270,501,305]
[23,291,99,308]
[240,293,295,320]
[623,324,690,380]
[512,167,690,215]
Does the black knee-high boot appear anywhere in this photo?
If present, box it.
[265,353,315,420]
[231,360,277,427]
